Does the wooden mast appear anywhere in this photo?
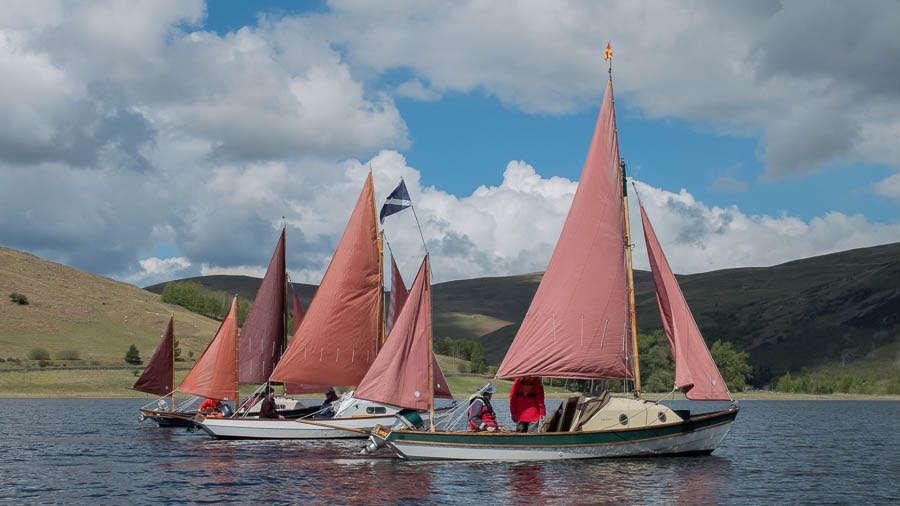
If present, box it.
[425,256,435,431]
[371,166,386,351]
[234,295,240,407]
[171,314,176,411]
[607,45,642,397]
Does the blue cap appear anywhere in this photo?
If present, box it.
[484,385,497,394]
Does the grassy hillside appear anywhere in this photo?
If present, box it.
[0,247,220,364]
[153,243,900,386]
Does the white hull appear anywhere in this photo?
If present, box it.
[198,415,396,439]
[372,407,739,461]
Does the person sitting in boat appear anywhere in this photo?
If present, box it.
[468,385,500,432]
[318,387,340,418]
[510,376,545,432]
[259,388,284,419]
[198,398,224,416]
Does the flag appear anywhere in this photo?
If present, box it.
[379,180,412,224]
[604,42,613,61]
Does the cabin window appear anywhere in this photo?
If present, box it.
[618,414,628,425]
[657,412,667,423]
[366,406,387,415]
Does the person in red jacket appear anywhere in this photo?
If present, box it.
[468,385,500,431]
[198,398,223,415]
[510,376,545,432]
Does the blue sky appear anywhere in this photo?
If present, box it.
[2,1,899,285]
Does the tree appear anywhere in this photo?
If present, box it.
[174,340,183,362]
[637,331,674,392]
[9,292,28,305]
[710,340,752,392]
[125,344,142,365]
[28,347,50,361]
[470,347,488,374]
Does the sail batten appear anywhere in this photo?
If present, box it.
[133,317,175,396]
[497,80,631,380]
[355,257,452,410]
[640,204,732,401]
[238,228,286,384]
[270,174,382,387]
[178,297,240,401]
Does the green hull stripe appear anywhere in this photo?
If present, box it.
[387,409,738,448]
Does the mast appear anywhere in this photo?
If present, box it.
[426,256,435,431]
[608,49,642,397]
[373,166,386,350]
[234,295,241,406]
[621,160,641,397]
[171,314,176,411]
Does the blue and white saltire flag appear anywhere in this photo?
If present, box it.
[379,180,412,224]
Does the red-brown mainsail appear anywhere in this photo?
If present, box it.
[497,79,632,380]
[239,228,286,384]
[179,296,240,401]
[640,204,732,401]
[133,316,175,397]
[270,173,382,387]
[355,256,452,410]
[290,291,305,334]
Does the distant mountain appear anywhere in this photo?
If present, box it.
[151,242,900,383]
[0,248,220,363]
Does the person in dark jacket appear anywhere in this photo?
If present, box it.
[510,376,545,432]
[259,389,283,419]
[468,385,500,431]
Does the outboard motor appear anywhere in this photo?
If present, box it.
[361,409,423,454]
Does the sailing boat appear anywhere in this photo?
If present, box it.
[366,60,739,460]
[137,230,315,426]
[136,316,191,427]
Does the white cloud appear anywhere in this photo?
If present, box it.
[199,264,267,278]
[873,173,900,201]
[130,256,192,285]
[316,1,900,176]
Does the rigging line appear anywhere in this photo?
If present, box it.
[401,176,435,282]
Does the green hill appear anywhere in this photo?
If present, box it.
[0,247,220,364]
[156,243,900,386]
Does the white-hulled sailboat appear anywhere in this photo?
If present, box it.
[366,50,739,460]
[197,173,453,439]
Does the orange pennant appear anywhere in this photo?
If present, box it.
[604,42,613,61]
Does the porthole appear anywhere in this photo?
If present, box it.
[618,414,628,425]
[366,406,387,415]
[658,412,667,423]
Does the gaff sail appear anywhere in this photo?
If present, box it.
[133,316,175,396]
[355,256,452,411]
[239,228,286,384]
[178,296,240,401]
[270,173,382,387]
[640,204,732,401]
[497,80,632,380]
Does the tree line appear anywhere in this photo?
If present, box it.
[160,281,251,324]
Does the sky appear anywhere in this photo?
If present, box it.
[2,1,900,288]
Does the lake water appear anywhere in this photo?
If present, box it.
[1,399,898,504]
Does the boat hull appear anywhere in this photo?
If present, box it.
[140,409,198,428]
[197,414,399,440]
[377,407,738,461]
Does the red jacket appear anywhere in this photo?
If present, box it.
[509,377,545,423]
[467,397,498,431]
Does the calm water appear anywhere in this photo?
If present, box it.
[1,399,898,505]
